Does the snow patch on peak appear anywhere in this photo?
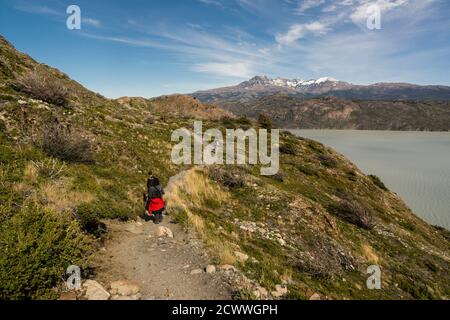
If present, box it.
[244,76,339,88]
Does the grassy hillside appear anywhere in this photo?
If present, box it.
[0,35,449,300]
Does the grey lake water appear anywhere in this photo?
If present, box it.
[290,130,450,229]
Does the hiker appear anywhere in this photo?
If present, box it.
[144,174,165,224]
[147,171,155,194]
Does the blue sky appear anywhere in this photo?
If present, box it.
[1,0,449,98]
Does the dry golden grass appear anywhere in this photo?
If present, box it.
[165,169,235,265]
[23,163,38,183]
[12,182,32,194]
[41,178,95,212]
[361,243,380,264]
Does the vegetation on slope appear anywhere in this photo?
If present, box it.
[214,95,450,131]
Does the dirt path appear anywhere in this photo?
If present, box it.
[90,171,233,300]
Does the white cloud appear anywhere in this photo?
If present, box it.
[192,62,254,78]
[82,18,101,27]
[197,0,224,7]
[15,4,61,16]
[276,21,329,45]
[294,0,326,14]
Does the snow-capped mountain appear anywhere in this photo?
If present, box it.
[192,75,450,103]
[239,75,340,89]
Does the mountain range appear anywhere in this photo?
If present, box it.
[192,76,450,131]
[192,76,450,102]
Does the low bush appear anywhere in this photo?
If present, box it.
[12,68,70,107]
[208,166,245,188]
[74,203,108,237]
[317,154,338,168]
[295,237,357,277]
[38,122,94,163]
[368,174,388,191]
[329,199,375,230]
[257,113,273,130]
[0,202,92,299]
[297,164,319,177]
[279,141,297,155]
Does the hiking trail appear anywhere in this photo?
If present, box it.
[86,170,233,300]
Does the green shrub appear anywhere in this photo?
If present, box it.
[75,203,107,237]
[0,202,92,300]
[279,141,297,155]
[317,154,338,168]
[257,113,273,130]
[296,164,319,177]
[368,175,388,191]
[12,68,70,107]
[236,116,252,127]
[0,119,6,133]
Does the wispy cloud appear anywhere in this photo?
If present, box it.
[276,21,330,45]
[15,4,61,16]
[294,0,326,14]
[82,24,274,79]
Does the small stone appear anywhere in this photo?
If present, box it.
[156,226,173,238]
[234,251,249,263]
[219,265,237,272]
[110,280,140,296]
[190,269,203,275]
[271,284,288,298]
[277,238,286,246]
[206,265,216,274]
[253,286,269,298]
[83,280,110,300]
[309,293,321,300]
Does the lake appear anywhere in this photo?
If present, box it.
[290,130,450,229]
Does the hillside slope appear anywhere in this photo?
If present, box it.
[0,35,449,300]
[213,95,450,131]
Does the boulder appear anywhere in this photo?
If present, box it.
[83,280,110,300]
[110,280,140,296]
[156,226,173,238]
